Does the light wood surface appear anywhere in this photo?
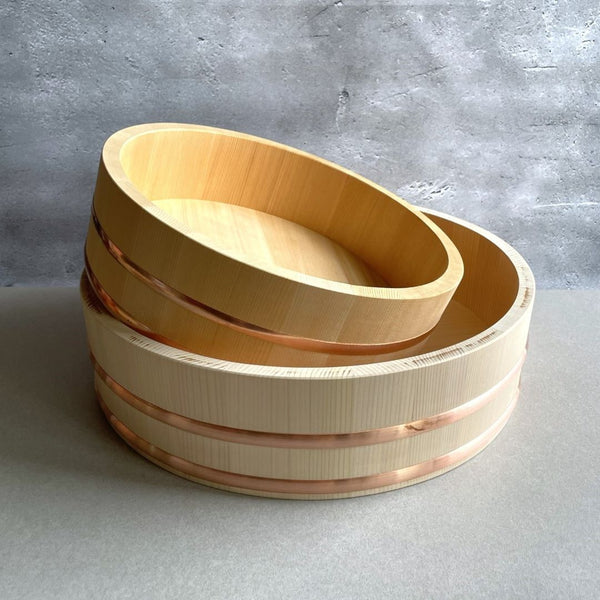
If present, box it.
[94,371,518,480]
[84,211,477,366]
[88,123,464,351]
[152,198,388,286]
[83,201,508,366]
[81,209,535,499]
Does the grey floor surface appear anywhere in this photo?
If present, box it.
[0,288,598,599]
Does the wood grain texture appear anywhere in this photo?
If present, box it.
[94,371,518,480]
[84,216,475,366]
[88,123,463,350]
[96,388,519,500]
[152,198,388,287]
[81,209,535,499]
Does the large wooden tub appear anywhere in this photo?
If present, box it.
[82,209,534,499]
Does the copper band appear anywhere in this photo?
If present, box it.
[92,351,524,449]
[89,205,433,355]
[85,258,173,341]
[96,389,519,495]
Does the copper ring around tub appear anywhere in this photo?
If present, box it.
[92,350,524,449]
[88,205,434,356]
[96,389,519,496]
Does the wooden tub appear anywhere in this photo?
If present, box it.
[82,209,534,499]
[86,123,463,360]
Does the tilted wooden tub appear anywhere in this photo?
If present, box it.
[82,209,534,499]
[86,123,463,361]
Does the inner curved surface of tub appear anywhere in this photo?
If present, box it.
[118,128,449,290]
[412,212,521,357]
[152,198,389,287]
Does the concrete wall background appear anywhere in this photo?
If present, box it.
[1,0,598,288]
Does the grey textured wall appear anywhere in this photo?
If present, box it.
[1,1,599,287]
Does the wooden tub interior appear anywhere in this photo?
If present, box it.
[118,128,450,289]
